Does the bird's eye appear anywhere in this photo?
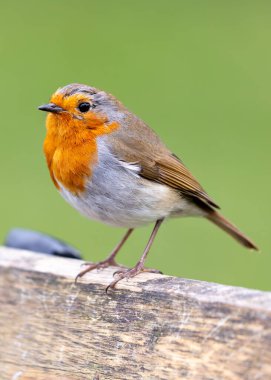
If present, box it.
[78,102,91,113]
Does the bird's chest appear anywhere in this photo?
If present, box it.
[44,137,97,194]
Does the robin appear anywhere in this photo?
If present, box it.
[39,83,258,291]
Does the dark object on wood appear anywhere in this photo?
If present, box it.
[1,247,271,380]
[4,228,82,259]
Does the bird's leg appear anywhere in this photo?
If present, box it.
[106,219,164,292]
[75,228,133,282]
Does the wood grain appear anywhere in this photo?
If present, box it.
[0,247,271,380]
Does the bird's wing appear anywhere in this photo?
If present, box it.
[106,119,219,209]
[140,155,219,208]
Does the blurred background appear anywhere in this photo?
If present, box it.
[0,1,269,290]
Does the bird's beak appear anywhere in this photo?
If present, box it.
[38,103,64,113]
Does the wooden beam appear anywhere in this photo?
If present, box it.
[1,247,271,380]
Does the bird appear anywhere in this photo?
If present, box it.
[39,83,258,291]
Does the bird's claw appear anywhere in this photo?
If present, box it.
[75,259,127,284]
[106,265,161,293]
[106,269,133,293]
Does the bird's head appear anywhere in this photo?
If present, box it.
[39,83,122,136]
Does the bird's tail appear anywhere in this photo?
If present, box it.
[206,211,258,250]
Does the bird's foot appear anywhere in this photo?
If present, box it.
[75,258,126,283]
[106,264,162,293]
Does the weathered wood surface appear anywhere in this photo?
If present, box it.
[0,247,271,380]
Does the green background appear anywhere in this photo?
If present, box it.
[0,1,269,290]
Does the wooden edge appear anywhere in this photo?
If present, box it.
[1,246,271,310]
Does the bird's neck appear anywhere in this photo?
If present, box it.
[43,118,119,194]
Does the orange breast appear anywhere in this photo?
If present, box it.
[43,113,119,194]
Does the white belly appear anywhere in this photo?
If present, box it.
[58,139,202,228]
